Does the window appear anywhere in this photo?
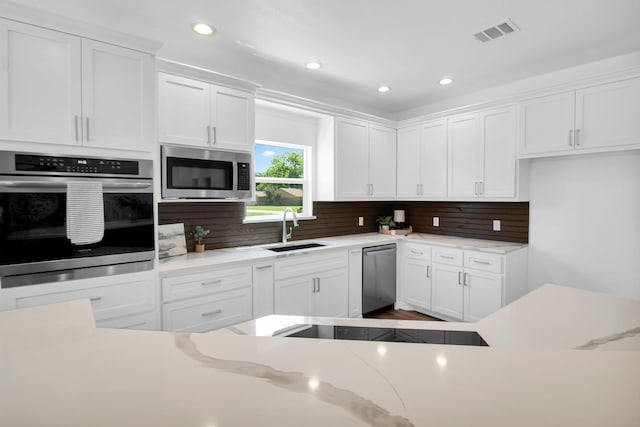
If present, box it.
[245,140,312,221]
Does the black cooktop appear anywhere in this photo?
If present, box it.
[275,324,489,347]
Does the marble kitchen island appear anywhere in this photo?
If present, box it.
[1,285,639,427]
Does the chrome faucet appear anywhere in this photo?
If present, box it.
[282,207,299,243]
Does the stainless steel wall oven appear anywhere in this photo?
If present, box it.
[0,151,154,288]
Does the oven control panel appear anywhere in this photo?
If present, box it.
[14,154,139,175]
[237,162,251,191]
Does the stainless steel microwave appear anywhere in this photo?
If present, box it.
[161,145,252,199]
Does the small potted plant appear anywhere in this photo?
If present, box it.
[376,216,396,231]
[191,225,210,253]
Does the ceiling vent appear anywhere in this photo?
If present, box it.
[474,19,520,43]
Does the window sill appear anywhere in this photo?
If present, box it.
[242,215,317,225]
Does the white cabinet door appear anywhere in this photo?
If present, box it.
[348,248,363,318]
[335,117,370,198]
[480,106,516,198]
[463,269,503,322]
[313,268,348,317]
[210,85,254,150]
[396,126,421,198]
[431,263,463,319]
[369,124,396,198]
[519,91,575,155]
[0,19,82,145]
[253,263,274,319]
[575,77,640,150]
[158,72,210,146]
[274,275,314,316]
[421,120,448,198]
[81,40,153,151]
[448,114,480,198]
[402,259,431,310]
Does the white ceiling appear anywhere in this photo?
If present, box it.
[8,0,640,119]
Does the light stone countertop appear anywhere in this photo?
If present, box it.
[1,285,639,426]
[159,232,527,274]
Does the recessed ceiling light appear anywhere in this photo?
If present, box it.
[377,85,391,93]
[192,23,216,36]
[305,61,322,70]
[439,77,454,86]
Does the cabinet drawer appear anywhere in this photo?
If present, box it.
[432,247,464,266]
[464,251,503,273]
[275,250,348,280]
[162,265,252,302]
[404,243,431,261]
[162,288,252,332]
[96,310,159,330]
[14,278,155,322]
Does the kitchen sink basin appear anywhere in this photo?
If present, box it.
[267,243,326,252]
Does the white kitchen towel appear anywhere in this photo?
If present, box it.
[66,181,105,245]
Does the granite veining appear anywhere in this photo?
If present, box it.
[574,326,640,350]
[175,333,414,427]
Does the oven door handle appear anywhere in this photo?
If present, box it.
[0,180,152,189]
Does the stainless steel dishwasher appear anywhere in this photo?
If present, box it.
[362,243,397,314]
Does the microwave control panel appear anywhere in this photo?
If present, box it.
[237,162,251,191]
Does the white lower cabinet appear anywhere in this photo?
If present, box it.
[253,263,274,319]
[0,270,158,329]
[397,242,527,321]
[160,264,253,332]
[348,248,363,318]
[274,250,348,317]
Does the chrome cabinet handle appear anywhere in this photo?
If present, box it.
[86,117,90,141]
[317,277,320,292]
[569,129,573,147]
[90,296,102,302]
[479,181,484,195]
[439,254,454,260]
[312,277,317,293]
[457,271,462,285]
[426,265,431,278]
[255,265,273,270]
[206,126,211,144]
[74,115,80,141]
[464,272,470,286]
[350,250,361,255]
[201,309,222,317]
[575,128,580,146]
[472,259,491,265]
[201,279,222,286]
[213,126,217,144]
[410,250,424,255]
[417,183,420,195]
[474,182,479,195]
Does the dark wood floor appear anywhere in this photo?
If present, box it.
[363,305,443,321]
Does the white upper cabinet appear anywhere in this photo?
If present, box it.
[448,106,517,199]
[0,18,154,152]
[575,77,640,150]
[519,77,640,157]
[369,124,397,198]
[0,19,82,146]
[158,72,254,151]
[81,40,153,151]
[335,117,396,199]
[397,120,447,199]
[448,114,480,198]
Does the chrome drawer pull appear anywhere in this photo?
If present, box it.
[457,271,462,285]
[464,272,470,286]
[255,265,273,270]
[439,254,455,260]
[410,250,424,255]
[472,259,491,265]
[89,296,102,302]
[201,309,222,317]
[426,265,431,278]
[201,279,222,286]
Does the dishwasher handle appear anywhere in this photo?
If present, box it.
[363,245,397,256]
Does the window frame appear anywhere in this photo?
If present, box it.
[244,139,314,223]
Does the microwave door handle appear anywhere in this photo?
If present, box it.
[0,180,152,189]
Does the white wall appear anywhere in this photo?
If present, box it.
[528,151,640,299]
[255,105,319,147]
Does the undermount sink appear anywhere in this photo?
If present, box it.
[267,243,326,252]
